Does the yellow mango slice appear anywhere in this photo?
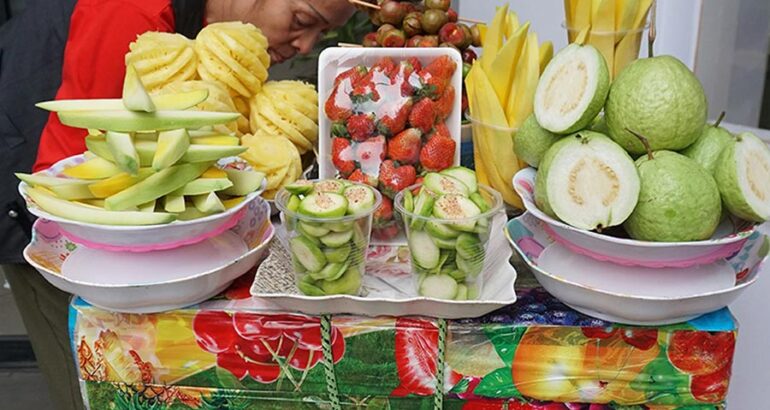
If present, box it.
[589,0,616,76]
[190,135,240,146]
[481,4,508,76]
[88,168,154,198]
[63,157,123,180]
[504,12,520,39]
[489,22,530,105]
[506,33,540,130]
[539,41,554,73]
[614,0,653,78]
[201,167,227,179]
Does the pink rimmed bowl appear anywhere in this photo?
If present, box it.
[513,167,757,268]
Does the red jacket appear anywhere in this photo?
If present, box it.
[33,0,175,172]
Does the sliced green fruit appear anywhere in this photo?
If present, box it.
[173,178,233,196]
[222,169,265,196]
[425,221,460,239]
[454,284,468,300]
[714,132,770,222]
[191,192,225,213]
[201,167,228,179]
[515,114,561,168]
[408,230,440,269]
[410,190,436,230]
[534,43,610,134]
[285,180,314,195]
[164,194,186,213]
[319,266,361,295]
[403,190,414,213]
[87,169,154,198]
[122,64,155,112]
[419,274,458,299]
[320,229,354,247]
[298,193,348,218]
[138,200,157,213]
[135,132,159,141]
[36,89,208,112]
[537,131,640,230]
[433,194,481,232]
[153,129,190,171]
[469,192,492,213]
[105,131,140,175]
[290,235,327,272]
[326,221,354,232]
[456,255,483,277]
[314,180,346,194]
[424,173,470,196]
[431,235,457,250]
[298,221,330,237]
[48,181,97,200]
[190,135,240,146]
[135,142,247,166]
[440,166,478,193]
[324,244,351,264]
[25,187,174,225]
[16,173,88,188]
[343,184,376,215]
[57,110,240,132]
[62,157,123,180]
[297,276,326,296]
[309,262,349,281]
[287,195,301,212]
[176,206,216,221]
[105,162,209,211]
[446,267,466,282]
[456,233,483,261]
[84,135,115,161]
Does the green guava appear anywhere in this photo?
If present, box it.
[681,113,733,174]
[605,56,707,155]
[624,151,722,242]
[714,132,770,222]
[514,114,561,168]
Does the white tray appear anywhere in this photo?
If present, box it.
[506,212,767,325]
[251,214,517,319]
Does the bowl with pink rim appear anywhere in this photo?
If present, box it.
[512,167,758,268]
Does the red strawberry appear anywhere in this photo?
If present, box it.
[324,86,352,122]
[398,58,422,97]
[371,57,398,78]
[377,98,413,136]
[346,114,375,142]
[420,133,455,171]
[388,128,422,164]
[379,159,417,198]
[434,85,455,121]
[334,65,367,87]
[356,135,387,174]
[373,196,394,225]
[351,82,380,104]
[409,97,437,133]
[411,176,424,195]
[419,55,457,97]
[331,137,355,176]
[406,57,422,72]
[348,169,378,187]
[432,122,450,140]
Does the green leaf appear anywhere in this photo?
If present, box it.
[448,377,470,394]
[473,366,523,399]
[215,366,246,390]
[483,325,527,364]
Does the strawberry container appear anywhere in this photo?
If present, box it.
[318,47,463,244]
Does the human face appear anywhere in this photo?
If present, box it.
[215,0,355,65]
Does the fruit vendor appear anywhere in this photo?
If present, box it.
[0,1,354,409]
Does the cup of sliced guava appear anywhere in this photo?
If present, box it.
[394,167,503,300]
[275,179,382,297]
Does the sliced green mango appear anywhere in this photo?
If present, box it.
[138,199,157,213]
[16,173,89,188]
[62,157,122,180]
[105,162,209,211]
[191,192,225,213]
[172,178,233,196]
[222,169,265,196]
[36,89,208,112]
[48,182,97,200]
[88,169,154,198]
[153,129,190,171]
[135,141,246,166]
[164,194,186,213]
[57,110,240,132]
[190,135,240,146]
[122,64,156,112]
[105,131,140,175]
[25,187,175,225]
[135,132,159,141]
[84,135,115,162]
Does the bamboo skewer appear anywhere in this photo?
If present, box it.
[347,0,484,25]
[338,42,363,48]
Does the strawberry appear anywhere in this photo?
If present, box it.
[412,176,424,195]
[420,132,455,171]
[388,128,422,164]
[379,159,417,198]
[372,223,399,240]
[406,57,422,72]
[371,57,398,78]
[431,122,450,140]
[408,97,436,133]
[334,65,367,87]
[377,98,412,136]
[398,58,422,97]
[419,55,456,98]
[324,86,352,122]
[331,137,355,176]
[348,169,378,187]
[350,82,380,105]
[373,196,394,226]
[346,114,375,142]
[434,85,455,121]
[355,135,387,174]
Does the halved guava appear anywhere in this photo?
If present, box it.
[536,131,639,230]
[715,132,770,222]
[533,44,609,135]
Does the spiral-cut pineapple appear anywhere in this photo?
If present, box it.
[249,81,318,154]
[125,32,197,91]
[157,80,241,134]
[195,22,270,99]
[240,131,302,199]
[232,96,252,135]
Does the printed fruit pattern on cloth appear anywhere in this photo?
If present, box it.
[325,55,458,240]
[71,268,735,409]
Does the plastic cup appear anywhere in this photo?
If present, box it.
[563,22,649,79]
[394,183,503,301]
[275,181,382,297]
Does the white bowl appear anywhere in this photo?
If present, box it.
[19,154,266,251]
[24,197,274,313]
[512,167,757,268]
[506,213,766,325]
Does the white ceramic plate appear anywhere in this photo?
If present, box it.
[19,154,266,251]
[506,212,767,325]
[251,214,517,319]
[24,197,274,313]
[512,167,756,268]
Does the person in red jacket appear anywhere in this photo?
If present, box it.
[3,1,354,409]
[34,0,354,171]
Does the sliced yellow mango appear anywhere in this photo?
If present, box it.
[504,12,520,39]
[201,167,227,179]
[88,168,154,198]
[481,4,508,76]
[62,157,122,180]
[506,33,540,130]
[539,41,554,73]
[589,0,616,76]
[190,135,240,146]
[489,22,530,105]
[222,196,245,209]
